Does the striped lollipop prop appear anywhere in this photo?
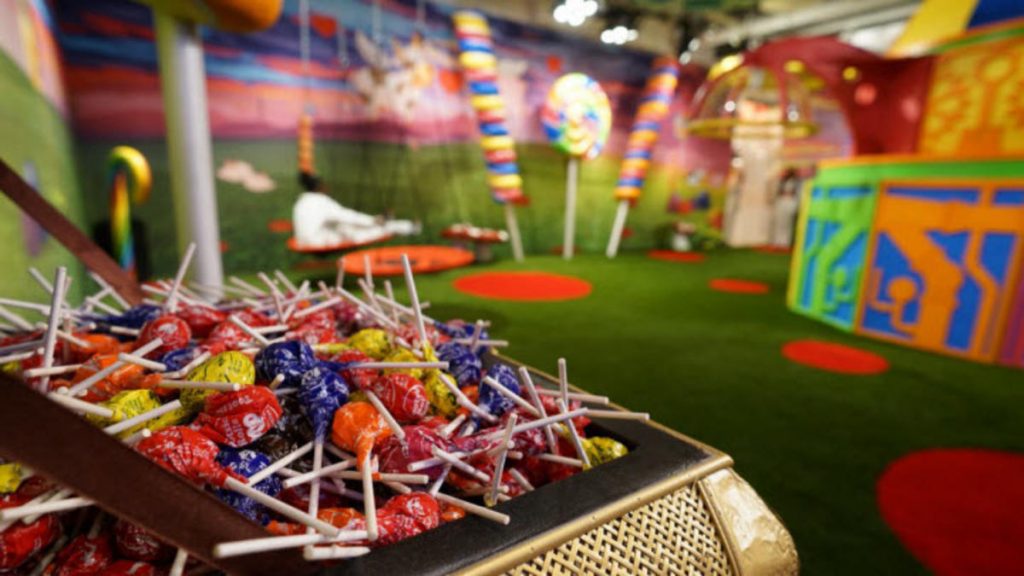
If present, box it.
[606,57,680,258]
[540,73,611,259]
[107,146,152,275]
[452,11,526,262]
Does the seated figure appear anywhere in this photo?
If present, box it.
[292,173,419,249]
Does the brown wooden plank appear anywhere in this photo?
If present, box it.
[0,375,315,576]
[0,156,144,305]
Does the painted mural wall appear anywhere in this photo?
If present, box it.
[0,0,86,302]
[55,0,715,277]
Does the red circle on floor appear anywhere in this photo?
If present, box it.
[878,449,1024,576]
[709,278,770,294]
[648,250,706,263]
[454,272,591,301]
[781,339,889,375]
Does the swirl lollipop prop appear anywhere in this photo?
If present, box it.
[452,11,526,261]
[541,73,611,260]
[107,147,152,276]
[606,57,680,258]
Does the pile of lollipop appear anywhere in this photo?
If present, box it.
[0,245,646,574]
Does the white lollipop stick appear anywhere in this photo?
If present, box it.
[537,387,609,405]
[28,267,54,293]
[291,296,342,320]
[509,468,535,492]
[436,492,509,525]
[164,242,196,313]
[47,393,114,418]
[428,464,451,497]
[557,399,590,468]
[229,276,266,296]
[535,453,584,467]
[336,289,399,330]
[328,471,428,484]
[429,447,490,482]
[483,408,588,438]
[221,477,340,536]
[304,439,325,547]
[586,409,650,421]
[88,272,129,310]
[228,315,269,347]
[38,267,67,391]
[282,459,354,489]
[517,367,556,451]
[438,372,496,422]
[274,270,298,293]
[0,349,40,365]
[11,488,73,527]
[158,381,240,392]
[361,453,378,542]
[117,352,166,372]
[169,549,188,576]
[400,254,428,353]
[0,497,94,522]
[107,326,140,337]
[558,357,569,407]
[214,531,368,559]
[487,413,517,506]
[481,376,540,418]
[468,320,484,352]
[247,441,314,485]
[23,364,82,378]
[440,414,466,438]
[605,199,630,258]
[452,338,508,348]
[0,305,34,331]
[345,361,447,370]
[363,254,374,290]
[304,547,371,561]
[364,391,406,443]
[383,280,399,324]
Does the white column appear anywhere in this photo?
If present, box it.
[154,13,224,286]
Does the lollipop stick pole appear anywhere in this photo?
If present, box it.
[606,199,630,258]
[222,477,339,537]
[503,204,524,262]
[563,157,579,260]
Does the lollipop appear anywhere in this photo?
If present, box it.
[435,342,481,388]
[331,401,394,541]
[107,146,151,274]
[541,73,611,160]
[52,533,113,575]
[190,385,282,447]
[452,10,526,261]
[215,448,283,524]
[541,72,612,259]
[113,519,173,562]
[298,363,350,531]
[364,373,430,423]
[607,57,680,258]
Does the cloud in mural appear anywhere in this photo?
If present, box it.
[351,30,453,122]
[216,159,276,193]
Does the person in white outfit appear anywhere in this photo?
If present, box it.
[292,172,419,249]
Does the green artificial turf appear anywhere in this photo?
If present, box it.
[288,249,1024,575]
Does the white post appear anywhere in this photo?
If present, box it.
[605,199,630,258]
[503,204,524,262]
[154,13,224,287]
[563,157,579,260]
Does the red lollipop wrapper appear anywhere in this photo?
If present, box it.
[0,515,60,570]
[175,305,226,339]
[373,493,441,547]
[202,322,248,351]
[286,326,336,346]
[288,309,335,331]
[113,519,172,563]
[191,386,282,448]
[137,426,235,487]
[377,425,448,479]
[136,316,191,359]
[52,534,113,576]
[365,373,429,423]
[97,560,157,576]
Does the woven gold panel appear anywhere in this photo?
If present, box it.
[506,483,733,576]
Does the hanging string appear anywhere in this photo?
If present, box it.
[415,0,426,35]
[337,22,349,69]
[372,0,382,48]
[299,0,311,101]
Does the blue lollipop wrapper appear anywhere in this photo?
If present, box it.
[477,362,519,419]
[215,448,281,525]
[299,363,350,440]
[160,346,198,373]
[255,341,318,388]
[435,342,482,388]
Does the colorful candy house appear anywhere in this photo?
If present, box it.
[788,2,1024,365]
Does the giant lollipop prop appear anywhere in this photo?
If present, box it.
[606,57,680,258]
[541,73,611,260]
[452,11,526,262]
[107,147,152,275]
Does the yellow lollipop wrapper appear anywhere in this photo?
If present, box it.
[347,329,392,360]
[0,463,24,494]
[181,351,255,411]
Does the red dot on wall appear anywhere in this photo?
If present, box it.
[855,83,877,106]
